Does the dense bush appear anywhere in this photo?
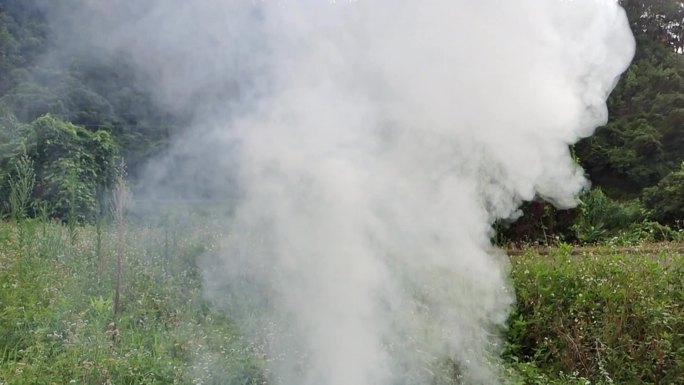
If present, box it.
[0,114,119,222]
[572,188,645,243]
[498,187,682,246]
[643,162,684,227]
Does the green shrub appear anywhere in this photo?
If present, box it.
[0,114,119,222]
[643,162,684,226]
[572,188,646,243]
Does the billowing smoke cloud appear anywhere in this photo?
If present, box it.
[49,1,634,383]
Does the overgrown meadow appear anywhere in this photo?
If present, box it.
[0,213,267,385]
[0,212,681,385]
[507,244,684,384]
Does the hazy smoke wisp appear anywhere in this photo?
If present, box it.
[50,1,635,384]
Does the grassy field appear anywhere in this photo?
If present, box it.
[0,218,682,384]
[507,244,683,384]
[0,218,266,385]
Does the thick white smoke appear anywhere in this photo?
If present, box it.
[52,1,635,384]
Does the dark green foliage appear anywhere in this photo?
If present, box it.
[0,80,65,122]
[577,121,670,196]
[643,162,684,226]
[620,0,684,53]
[0,1,47,95]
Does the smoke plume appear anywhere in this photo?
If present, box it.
[49,1,635,383]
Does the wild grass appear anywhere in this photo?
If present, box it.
[0,218,265,385]
[507,244,684,385]
[0,217,681,384]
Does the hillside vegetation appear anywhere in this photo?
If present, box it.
[0,0,682,239]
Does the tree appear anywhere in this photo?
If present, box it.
[0,114,119,221]
[643,162,684,226]
[576,0,684,200]
[620,0,684,53]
